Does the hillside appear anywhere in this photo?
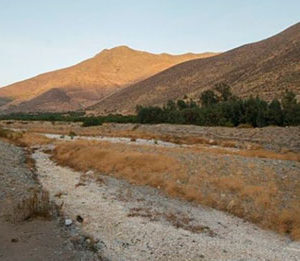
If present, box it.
[89,23,300,115]
[0,46,216,113]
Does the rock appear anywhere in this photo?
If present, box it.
[208,139,216,145]
[76,215,84,223]
[65,219,73,226]
[11,238,19,243]
[95,240,106,251]
[85,170,94,176]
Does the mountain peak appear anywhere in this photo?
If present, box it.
[96,45,136,57]
[0,44,217,113]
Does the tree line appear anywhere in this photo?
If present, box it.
[1,84,299,127]
[136,83,300,127]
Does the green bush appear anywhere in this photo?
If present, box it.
[136,85,300,127]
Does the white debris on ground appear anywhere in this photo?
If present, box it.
[32,146,300,261]
[43,133,242,153]
[43,133,179,147]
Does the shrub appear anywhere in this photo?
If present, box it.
[69,131,76,139]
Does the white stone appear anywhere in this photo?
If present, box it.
[65,219,73,226]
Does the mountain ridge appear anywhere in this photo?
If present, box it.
[0,46,217,113]
[88,22,300,115]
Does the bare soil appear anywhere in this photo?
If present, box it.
[0,140,98,261]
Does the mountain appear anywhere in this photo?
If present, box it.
[0,46,216,113]
[89,23,300,115]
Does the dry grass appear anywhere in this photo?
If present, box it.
[2,122,300,238]
[2,189,52,223]
[3,121,299,161]
[52,140,300,240]
[191,146,300,162]
[52,140,184,188]
[0,126,53,147]
[17,133,53,147]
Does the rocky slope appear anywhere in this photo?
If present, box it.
[0,46,216,113]
[89,23,300,114]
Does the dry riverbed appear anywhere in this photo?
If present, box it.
[0,140,99,260]
[31,144,300,260]
[1,123,300,260]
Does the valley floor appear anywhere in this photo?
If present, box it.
[1,122,300,260]
[32,144,300,260]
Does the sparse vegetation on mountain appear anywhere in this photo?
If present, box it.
[0,46,216,113]
[90,23,300,114]
[1,86,299,128]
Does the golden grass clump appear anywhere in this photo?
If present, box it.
[0,126,53,146]
[17,133,53,146]
[51,140,300,240]
[52,140,184,189]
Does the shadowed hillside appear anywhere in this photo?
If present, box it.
[0,46,216,113]
[89,23,300,115]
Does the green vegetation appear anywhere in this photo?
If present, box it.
[0,126,23,140]
[0,111,86,122]
[136,85,300,127]
[0,84,299,127]
[81,114,137,127]
[0,112,137,127]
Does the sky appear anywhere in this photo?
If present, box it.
[0,0,299,87]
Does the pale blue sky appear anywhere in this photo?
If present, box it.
[0,0,299,87]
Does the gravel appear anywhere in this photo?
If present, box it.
[0,140,36,203]
[0,140,99,260]
[33,145,300,261]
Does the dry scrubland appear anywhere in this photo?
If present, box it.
[52,140,300,240]
[2,120,300,151]
[1,122,300,240]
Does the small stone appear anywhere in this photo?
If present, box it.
[76,215,84,223]
[85,170,94,176]
[208,139,215,144]
[96,240,106,250]
[65,219,73,226]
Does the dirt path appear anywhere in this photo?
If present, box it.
[33,145,300,261]
[0,140,98,261]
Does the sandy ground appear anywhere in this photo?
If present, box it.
[0,218,95,261]
[32,145,300,261]
[0,140,99,261]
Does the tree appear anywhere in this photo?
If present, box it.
[200,90,218,107]
[215,83,233,101]
[164,100,177,111]
[177,100,187,110]
[181,108,200,124]
[282,90,297,110]
[267,99,283,126]
[282,90,300,126]
[136,106,164,124]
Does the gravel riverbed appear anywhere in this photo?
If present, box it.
[0,140,98,260]
[32,145,300,261]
